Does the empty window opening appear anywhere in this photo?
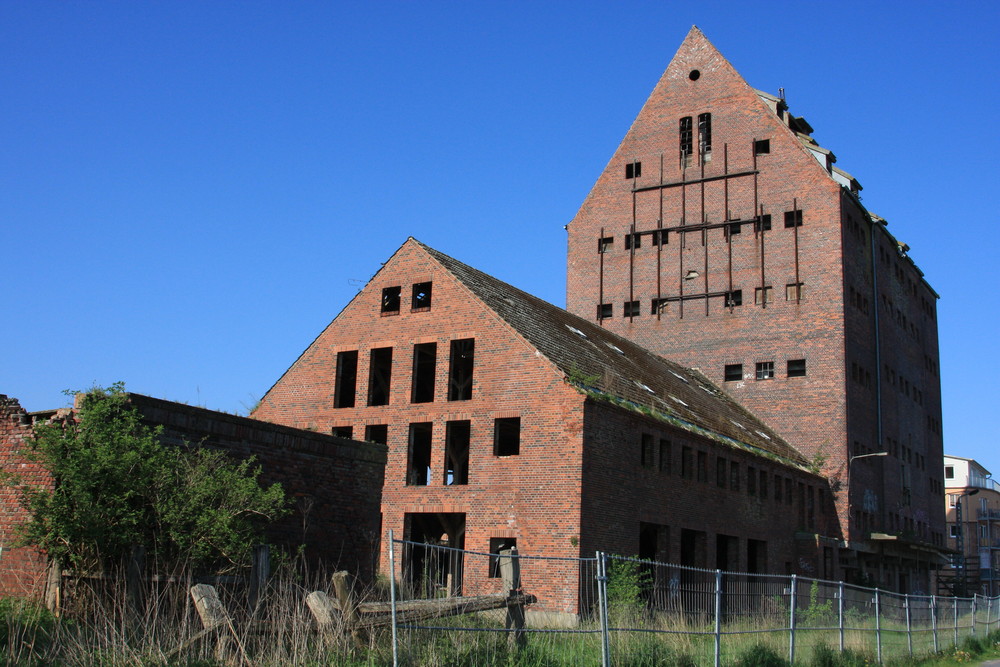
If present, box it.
[717,457,727,488]
[365,424,388,445]
[411,342,437,403]
[332,425,353,439]
[697,451,708,482]
[728,222,741,237]
[641,433,654,469]
[774,474,783,503]
[445,420,470,485]
[681,446,693,479]
[412,282,433,310]
[367,347,393,406]
[945,466,954,479]
[786,283,804,301]
[651,297,670,314]
[754,286,773,306]
[759,470,768,500]
[748,466,757,496]
[624,300,640,318]
[755,361,775,380]
[488,537,518,578]
[679,116,693,159]
[625,233,642,250]
[493,417,520,456]
[787,359,806,378]
[447,339,475,401]
[404,512,465,597]
[680,528,706,568]
[652,229,668,246]
[724,364,743,382]
[381,286,401,314]
[625,161,642,179]
[598,236,614,253]
[698,112,712,157]
[725,290,743,308]
[659,440,671,474]
[756,214,772,232]
[597,303,612,320]
[716,533,738,571]
[334,350,358,408]
[407,422,433,486]
[785,478,793,506]
[784,210,803,228]
[730,461,740,492]
[754,139,770,155]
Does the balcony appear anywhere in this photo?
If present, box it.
[978,508,1000,520]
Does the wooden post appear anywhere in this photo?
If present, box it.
[333,570,363,646]
[44,559,62,617]
[126,544,146,617]
[499,547,526,648]
[189,583,246,664]
[248,544,270,611]
[305,590,342,644]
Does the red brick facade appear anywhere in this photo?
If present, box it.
[0,396,53,597]
[565,27,945,591]
[255,238,839,615]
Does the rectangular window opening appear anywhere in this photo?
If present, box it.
[411,342,437,403]
[724,364,743,382]
[412,282,433,310]
[381,286,401,314]
[754,139,770,155]
[598,236,614,253]
[624,300,640,318]
[331,425,353,439]
[784,210,803,228]
[679,116,693,160]
[681,446,693,479]
[754,286,773,306]
[598,303,612,320]
[786,283,804,302]
[756,214,772,232]
[717,457,727,488]
[755,361,775,381]
[658,439,671,474]
[445,420,470,485]
[488,537,518,578]
[730,461,740,492]
[787,359,806,378]
[725,290,742,308]
[365,424,388,445]
[625,233,642,250]
[697,451,708,482]
[625,161,642,179]
[494,417,520,456]
[407,422,433,486]
[367,347,393,406]
[727,222,741,237]
[748,466,757,496]
[641,433,654,469]
[334,350,358,408]
[447,339,475,401]
[651,297,670,315]
[698,112,712,158]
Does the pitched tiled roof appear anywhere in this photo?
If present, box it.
[414,238,809,467]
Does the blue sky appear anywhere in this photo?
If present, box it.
[2,2,997,470]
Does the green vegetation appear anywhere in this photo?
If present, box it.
[11,383,288,573]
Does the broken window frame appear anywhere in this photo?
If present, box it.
[598,236,614,253]
[786,283,805,302]
[411,342,437,403]
[787,359,807,378]
[597,303,612,320]
[447,339,475,401]
[623,300,640,318]
[331,425,353,439]
[754,286,773,306]
[488,537,517,578]
[334,350,358,408]
[679,116,693,161]
[756,214,772,232]
[724,290,743,308]
[625,161,642,179]
[698,112,712,159]
[412,282,433,311]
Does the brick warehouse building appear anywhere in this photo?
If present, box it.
[253,238,839,617]
[0,392,386,597]
[565,27,947,591]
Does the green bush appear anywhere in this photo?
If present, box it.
[732,644,789,667]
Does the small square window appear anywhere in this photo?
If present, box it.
[624,300,640,318]
[724,364,743,382]
[625,161,642,179]
[598,236,614,253]
[787,359,806,378]
[332,425,353,438]
[724,290,742,308]
[598,303,612,320]
[786,283,804,301]
[754,139,770,155]
[728,222,741,237]
[756,214,772,232]
[381,286,401,314]
[754,286,773,306]
[412,282,432,310]
[755,362,775,380]
[945,466,954,479]
[364,424,388,445]
[625,233,642,250]
[784,210,803,228]
[652,229,668,246]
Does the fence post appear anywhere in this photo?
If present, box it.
[126,545,146,617]
[838,581,845,653]
[954,595,959,648]
[597,552,611,667]
[500,546,526,649]
[971,595,977,636]
[388,529,398,667]
[789,574,797,665]
[248,544,270,611]
[714,569,722,667]
[905,594,912,656]
[931,594,938,653]
[874,588,882,664]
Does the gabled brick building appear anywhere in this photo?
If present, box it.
[565,27,946,591]
[254,238,839,616]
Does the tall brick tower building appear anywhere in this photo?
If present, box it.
[566,27,946,590]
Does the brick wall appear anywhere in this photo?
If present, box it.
[0,396,53,597]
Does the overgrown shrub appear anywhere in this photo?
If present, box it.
[732,643,789,667]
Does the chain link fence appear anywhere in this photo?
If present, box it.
[384,534,1000,666]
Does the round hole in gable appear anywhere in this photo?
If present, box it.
[689,69,701,81]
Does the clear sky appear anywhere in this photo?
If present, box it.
[2,3,997,470]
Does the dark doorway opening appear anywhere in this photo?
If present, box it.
[403,513,466,597]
